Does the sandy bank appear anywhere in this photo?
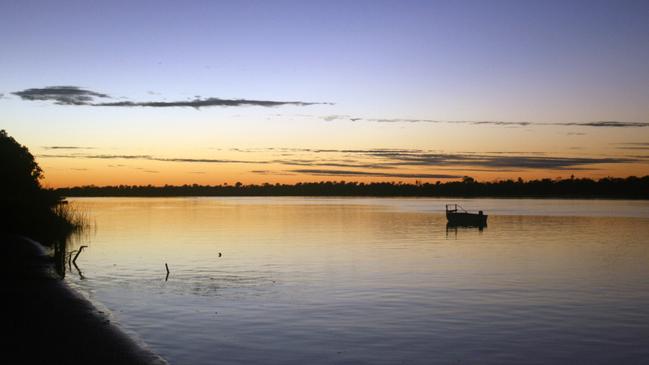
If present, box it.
[2,235,168,365]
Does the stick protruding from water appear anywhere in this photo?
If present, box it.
[165,263,170,281]
[72,245,88,264]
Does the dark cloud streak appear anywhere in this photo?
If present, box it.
[366,152,633,170]
[42,146,96,150]
[318,115,649,128]
[13,86,109,105]
[94,98,329,108]
[37,153,262,164]
[614,142,649,150]
[37,150,637,172]
[290,169,462,179]
[12,86,329,109]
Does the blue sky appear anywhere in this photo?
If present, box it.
[2,0,648,186]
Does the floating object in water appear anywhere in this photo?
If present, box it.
[445,204,487,227]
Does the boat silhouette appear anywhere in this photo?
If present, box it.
[445,204,487,227]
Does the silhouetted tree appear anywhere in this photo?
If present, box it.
[1,130,75,243]
[0,130,43,199]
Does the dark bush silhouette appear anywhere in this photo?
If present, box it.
[0,130,77,244]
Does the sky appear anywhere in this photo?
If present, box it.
[2,0,648,187]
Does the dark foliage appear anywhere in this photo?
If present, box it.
[58,175,649,199]
[1,130,75,244]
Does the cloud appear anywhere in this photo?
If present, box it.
[94,98,329,109]
[317,116,649,128]
[227,147,425,155]
[562,121,649,127]
[273,159,396,170]
[290,169,462,179]
[37,149,637,173]
[440,167,520,172]
[613,142,649,150]
[155,157,259,163]
[483,151,546,155]
[250,170,295,176]
[13,86,330,109]
[319,116,529,125]
[12,86,109,105]
[271,148,630,170]
[42,146,96,150]
[37,153,262,164]
[366,151,634,170]
[78,154,153,160]
[322,115,350,122]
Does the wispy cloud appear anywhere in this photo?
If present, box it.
[483,151,546,155]
[316,115,649,128]
[270,148,632,170]
[613,142,649,150]
[38,153,262,164]
[290,169,462,179]
[556,121,649,128]
[37,150,637,174]
[42,146,96,150]
[365,151,633,170]
[94,98,329,108]
[273,159,396,170]
[251,170,295,176]
[230,147,425,154]
[156,157,259,163]
[12,86,330,109]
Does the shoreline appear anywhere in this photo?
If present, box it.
[60,194,649,200]
[3,235,168,365]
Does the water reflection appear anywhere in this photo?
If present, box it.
[63,197,649,365]
[446,221,486,233]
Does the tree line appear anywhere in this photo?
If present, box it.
[57,175,649,199]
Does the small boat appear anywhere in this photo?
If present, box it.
[445,204,487,227]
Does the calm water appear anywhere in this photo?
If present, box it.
[64,197,649,364]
